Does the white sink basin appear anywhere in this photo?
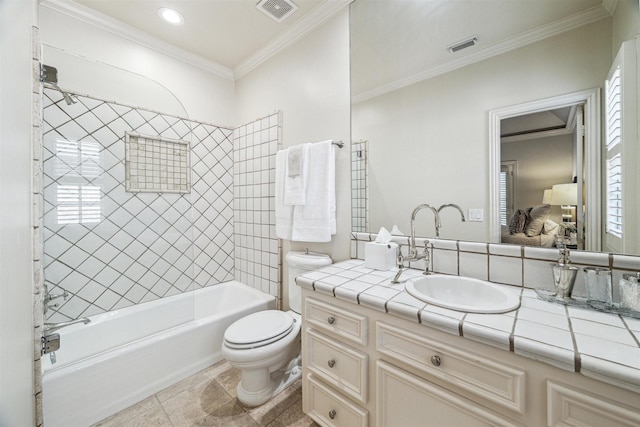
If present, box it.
[404,275,520,313]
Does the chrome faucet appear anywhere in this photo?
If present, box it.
[43,283,69,315]
[437,203,466,237]
[392,204,439,283]
[44,317,90,333]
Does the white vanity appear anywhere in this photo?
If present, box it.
[298,260,640,427]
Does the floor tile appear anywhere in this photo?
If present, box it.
[91,396,166,427]
[93,359,312,427]
[162,378,234,426]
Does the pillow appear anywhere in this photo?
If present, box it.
[542,219,559,235]
[508,209,528,234]
[524,204,551,237]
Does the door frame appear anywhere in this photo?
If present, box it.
[488,88,601,250]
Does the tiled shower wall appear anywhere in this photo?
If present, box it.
[233,112,282,304]
[351,140,368,232]
[42,88,234,322]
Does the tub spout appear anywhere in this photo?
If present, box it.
[44,317,91,333]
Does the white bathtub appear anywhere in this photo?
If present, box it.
[42,281,276,427]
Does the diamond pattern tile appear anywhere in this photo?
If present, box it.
[42,89,234,321]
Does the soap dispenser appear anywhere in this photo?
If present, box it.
[551,239,579,300]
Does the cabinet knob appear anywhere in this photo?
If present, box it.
[431,355,441,367]
[329,409,337,420]
[327,316,336,324]
[327,359,336,368]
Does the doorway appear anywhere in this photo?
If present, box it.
[488,88,601,251]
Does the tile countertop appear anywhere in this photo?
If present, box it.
[295,259,640,394]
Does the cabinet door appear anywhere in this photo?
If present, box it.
[547,380,640,427]
[377,361,522,427]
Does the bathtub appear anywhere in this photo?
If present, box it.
[42,281,276,427]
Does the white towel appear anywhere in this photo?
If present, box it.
[283,144,309,206]
[276,149,294,239]
[275,140,336,242]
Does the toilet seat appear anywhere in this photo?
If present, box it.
[224,310,295,350]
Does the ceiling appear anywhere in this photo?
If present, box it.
[50,0,613,93]
[501,107,577,141]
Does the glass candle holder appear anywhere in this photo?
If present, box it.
[619,273,640,313]
[583,267,612,307]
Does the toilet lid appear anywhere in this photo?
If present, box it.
[224,310,294,349]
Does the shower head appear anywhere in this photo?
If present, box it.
[40,64,77,105]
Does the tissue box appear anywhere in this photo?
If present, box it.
[364,242,398,271]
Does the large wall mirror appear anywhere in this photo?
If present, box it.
[350,0,640,255]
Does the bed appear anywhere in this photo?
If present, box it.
[501,205,559,247]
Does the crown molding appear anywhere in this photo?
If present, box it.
[602,0,619,15]
[352,5,613,104]
[233,0,352,79]
[40,0,235,81]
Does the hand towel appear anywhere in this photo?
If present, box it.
[283,144,309,206]
[276,149,294,240]
[287,145,303,177]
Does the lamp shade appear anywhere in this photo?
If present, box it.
[550,183,577,206]
[542,189,553,204]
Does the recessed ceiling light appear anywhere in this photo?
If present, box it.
[158,8,184,25]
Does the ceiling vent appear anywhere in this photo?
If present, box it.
[448,36,478,53]
[257,0,298,23]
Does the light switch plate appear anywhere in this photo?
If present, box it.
[469,209,483,222]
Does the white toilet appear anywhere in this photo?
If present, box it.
[222,250,332,407]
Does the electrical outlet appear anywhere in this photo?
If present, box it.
[468,209,483,222]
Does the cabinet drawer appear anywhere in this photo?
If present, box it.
[376,321,525,413]
[306,374,368,427]
[547,380,640,426]
[305,328,368,403]
[305,297,368,345]
[377,360,522,427]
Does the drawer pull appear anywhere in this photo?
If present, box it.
[329,409,337,420]
[327,316,336,324]
[327,359,336,368]
[431,355,441,367]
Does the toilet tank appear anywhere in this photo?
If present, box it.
[286,251,332,313]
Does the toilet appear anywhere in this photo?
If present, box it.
[222,250,332,407]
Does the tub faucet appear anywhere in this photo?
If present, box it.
[391,204,439,283]
[437,203,466,237]
[44,317,90,333]
[43,282,69,315]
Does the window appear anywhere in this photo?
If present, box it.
[605,65,622,240]
[55,139,102,225]
[500,162,516,226]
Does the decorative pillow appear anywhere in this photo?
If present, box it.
[524,204,551,237]
[542,219,559,235]
[508,209,528,234]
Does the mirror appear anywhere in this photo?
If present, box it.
[350,0,640,255]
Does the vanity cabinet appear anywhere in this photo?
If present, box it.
[301,289,640,427]
[302,297,369,426]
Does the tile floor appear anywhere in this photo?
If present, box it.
[92,360,318,427]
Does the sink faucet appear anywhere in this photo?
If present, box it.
[44,317,90,333]
[392,204,440,283]
[437,204,466,237]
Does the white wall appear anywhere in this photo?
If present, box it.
[613,0,640,55]
[352,19,612,242]
[38,5,236,126]
[0,0,37,425]
[235,9,351,307]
